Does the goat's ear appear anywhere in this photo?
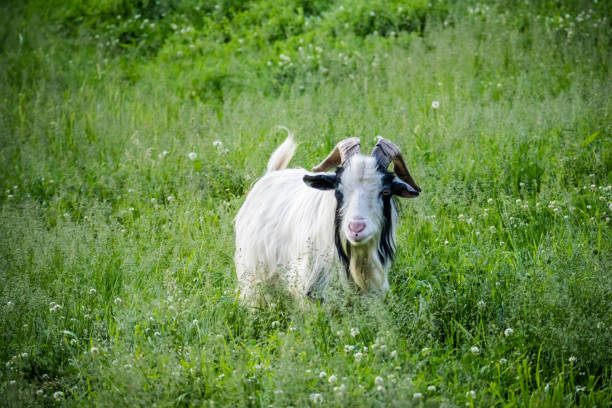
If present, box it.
[391,178,420,198]
[303,174,337,190]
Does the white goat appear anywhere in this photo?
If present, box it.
[234,132,421,305]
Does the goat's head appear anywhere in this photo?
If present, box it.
[303,137,420,250]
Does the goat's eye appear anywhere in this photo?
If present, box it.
[381,189,391,197]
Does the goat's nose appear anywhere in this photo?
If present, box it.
[348,222,366,233]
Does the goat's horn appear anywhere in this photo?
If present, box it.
[372,136,421,192]
[312,137,360,172]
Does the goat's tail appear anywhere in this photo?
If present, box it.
[266,126,297,173]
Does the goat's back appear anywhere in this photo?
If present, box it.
[234,169,337,300]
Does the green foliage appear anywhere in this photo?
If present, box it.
[1,0,611,406]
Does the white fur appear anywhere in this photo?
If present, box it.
[235,137,398,305]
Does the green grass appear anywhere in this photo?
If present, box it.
[1,0,611,406]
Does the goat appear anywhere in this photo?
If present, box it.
[234,133,421,305]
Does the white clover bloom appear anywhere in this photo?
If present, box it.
[212,140,223,148]
[477,300,486,310]
[21,352,28,358]
[90,347,100,355]
[193,319,198,325]
[70,339,77,345]
[390,350,397,359]
[470,346,480,355]
[413,392,423,400]
[328,374,338,384]
[499,358,508,364]
[154,331,161,337]
[333,384,346,393]
[374,376,384,386]
[9,380,16,385]
[309,393,323,404]
[569,356,577,363]
[319,371,327,378]
[489,225,497,233]
[36,389,43,396]
[336,329,344,337]
[89,288,96,295]
[49,302,62,313]
[6,301,14,307]
[53,391,64,401]
[466,390,476,399]
[350,327,360,337]
[431,100,440,109]
[114,297,122,305]
[487,198,494,204]
[354,352,363,362]
[187,152,197,160]
[427,385,436,392]
[504,328,514,337]
[377,385,384,392]
[271,321,280,328]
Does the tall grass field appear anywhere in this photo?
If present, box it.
[1,0,611,406]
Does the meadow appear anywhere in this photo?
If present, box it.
[1,0,611,406]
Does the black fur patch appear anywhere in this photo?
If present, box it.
[378,172,397,265]
[332,167,351,281]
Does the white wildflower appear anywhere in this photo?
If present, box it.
[569,356,577,363]
[470,346,480,355]
[53,391,64,401]
[466,390,476,399]
[477,300,486,310]
[350,327,360,337]
[489,225,497,233]
[377,385,384,392]
[336,329,344,337]
[328,374,338,384]
[390,350,398,359]
[504,328,514,337]
[90,347,99,355]
[309,393,323,404]
[413,392,423,400]
[427,385,436,392]
[487,198,494,204]
[114,297,122,305]
[499,358,507,364]
[89,288,96,295]
[354,352,363,362]
[333,384,346,393]
[374,376,384,386]
[271,321,280,328]
[187,152,197,160]
[431,100,440,109]
[319,371,327,378]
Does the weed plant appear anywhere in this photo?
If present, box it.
[0,0,611,406]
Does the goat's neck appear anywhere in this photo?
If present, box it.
[349,242,388,292]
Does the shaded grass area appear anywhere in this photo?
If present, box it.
[1,0,611,406]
